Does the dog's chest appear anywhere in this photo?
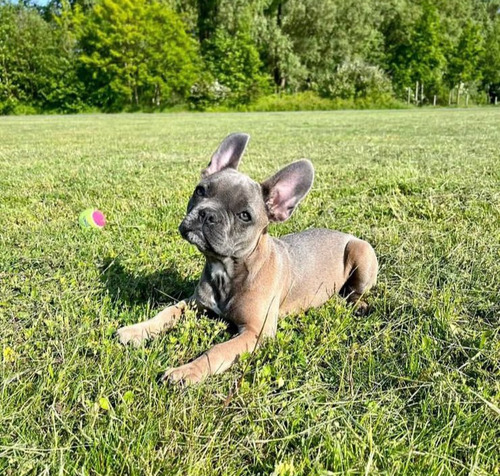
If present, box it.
[196,261,233,316]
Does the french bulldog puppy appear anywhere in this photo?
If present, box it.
[117,133,378,385]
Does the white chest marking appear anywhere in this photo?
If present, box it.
[205,262,230,315]
[205,295,222,315]
[210,262,226,281]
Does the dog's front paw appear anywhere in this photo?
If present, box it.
[116,324,149,347]
[161,362,205,386]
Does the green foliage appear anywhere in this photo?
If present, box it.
[235,91,405,112]
[202,30,271,106]
[481,16,500,102]
[1,0,500,112]
[76,0,199,111]
[254,8,307,92]
[0,1,87,113]
[246,91,337,111]
[446,20,485,86]
[389,1,446,97]
[45,1,88,112]
[281,0,388,88]
[197,0,219,44]
[318,59,394,101]
[188,73,231,110]
[0,3,60,111]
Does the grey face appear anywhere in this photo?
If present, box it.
[178,132,314,259]
[179,169,269,258]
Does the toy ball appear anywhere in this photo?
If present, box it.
[79,208,106,229]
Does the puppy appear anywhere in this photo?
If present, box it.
[117,133,378,384]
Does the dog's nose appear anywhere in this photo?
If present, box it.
[199,209,218,224]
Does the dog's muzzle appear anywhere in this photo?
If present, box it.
[179,216,209,251]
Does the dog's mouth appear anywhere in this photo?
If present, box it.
[184,230,207,250]
[179,221,210,252]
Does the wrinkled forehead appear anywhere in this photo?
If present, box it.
[201,169,263,208]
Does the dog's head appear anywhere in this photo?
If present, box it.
[179,133,314,258]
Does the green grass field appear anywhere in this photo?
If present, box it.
[1,109,499,475]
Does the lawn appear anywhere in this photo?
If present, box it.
[1,108,499,475]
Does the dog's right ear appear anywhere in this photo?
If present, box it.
[201,133,250,178]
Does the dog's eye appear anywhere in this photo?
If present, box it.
[195,186,206,197]
[238,211,251,222]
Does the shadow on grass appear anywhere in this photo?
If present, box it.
[99,257,197,306]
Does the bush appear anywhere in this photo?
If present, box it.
[205,91,406,112]
[318,59,394,101]
[245,91,334,111]
[188,74,231,110]
[0,98,17,115]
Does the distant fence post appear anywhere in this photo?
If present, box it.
[433,95,437,106]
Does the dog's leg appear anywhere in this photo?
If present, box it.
[340,240,378,315]
[161,328,261,385]
[117,298,192,346]
[162,297,279,385]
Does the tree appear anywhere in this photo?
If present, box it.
[388,1,446,100]
[76,0,199,110]
[446,20,485,87]
[44,0,87,111]
[0,1,76,113]
[190,0,271,105]
[2,0,500,112]
[203,30,271,105]
[480,16,500,102]
[197,0,219,45]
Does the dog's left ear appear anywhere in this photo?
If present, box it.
[202,133,250,178]
[261,159,314,222]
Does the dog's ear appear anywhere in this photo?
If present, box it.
[261,159,314,222]
[202,133,250,178]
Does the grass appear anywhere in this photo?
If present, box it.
[1,108,499,475]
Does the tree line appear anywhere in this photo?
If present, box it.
[1,0,499,114]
